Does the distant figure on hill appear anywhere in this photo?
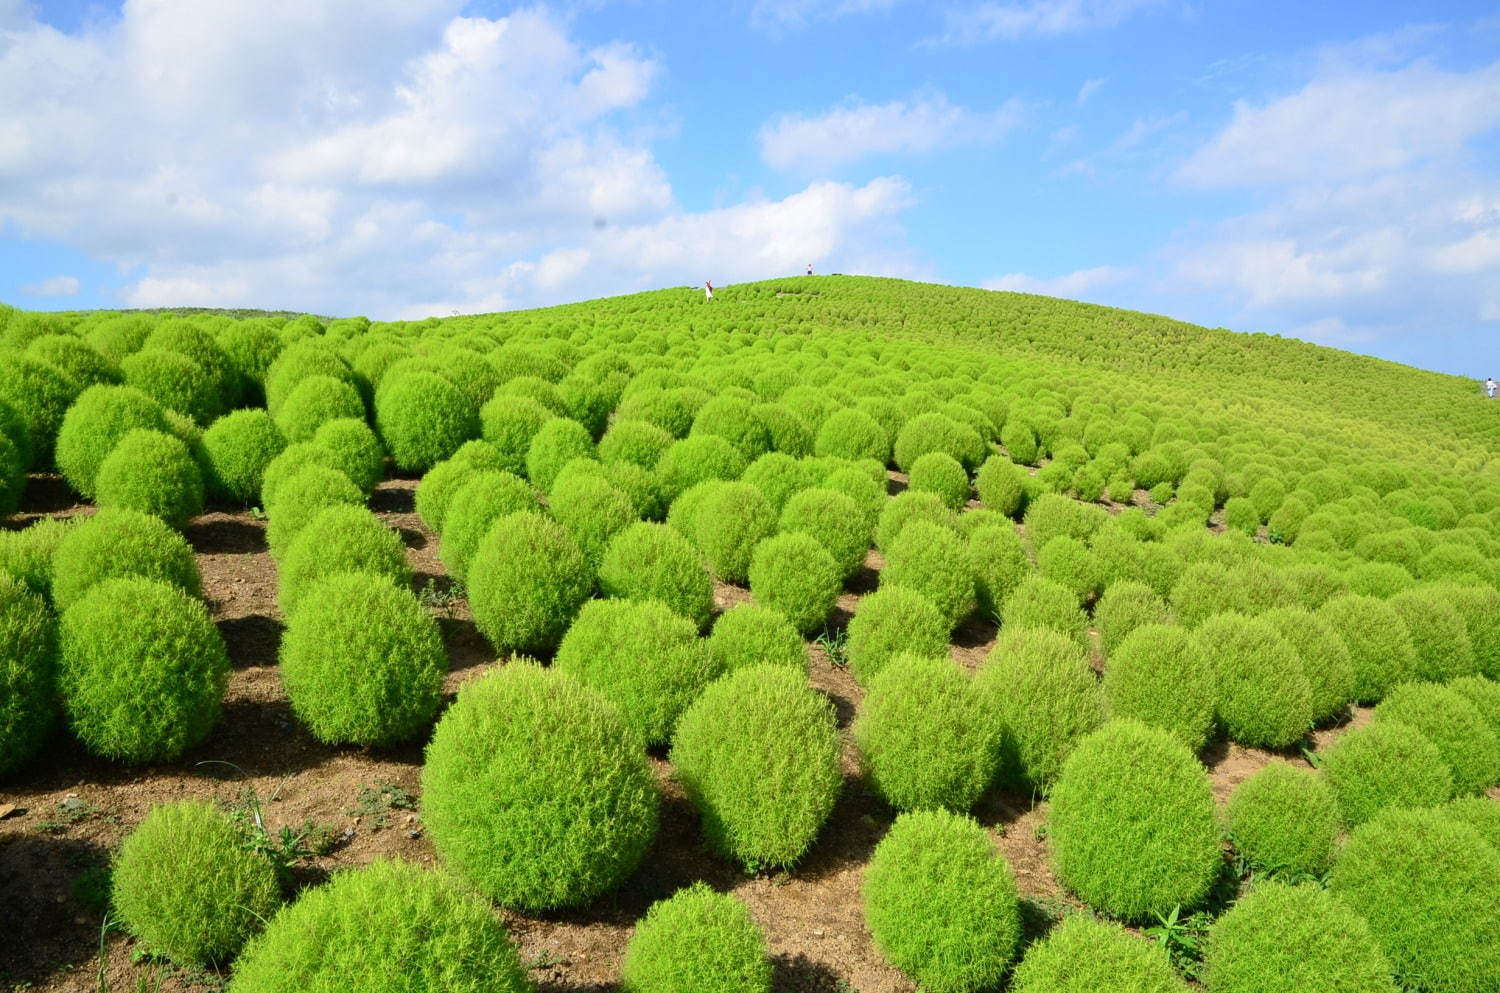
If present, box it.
[806,263,813,275]
[1488,376,1497,398]
[704,280,714,302]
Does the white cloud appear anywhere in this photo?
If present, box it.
[749,0,898,31]
[1076,77,1105,104]
[20,274,80,296]
[932,0,1164,45]
[760,91,1025,173]
[983,264,1131,299]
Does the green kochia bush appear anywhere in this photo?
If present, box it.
[51,508,202,613]
[969,523,1033,618]
[1372,682,1500,794]
[312,418,384,495]
[1204,883,1397,993]
[0,350,82,462]
[112,801,281,968]
[227,859,531,993]
[847,585,950,686]
[94,429,204,528]
[1317,594,1418,703]
[414,440,509,533]
[1319,721,1454,826]
[0,516,74,598]
[974,454,1027,518]
[58,578,229,762]
[655,435,747,503]
[876,490,955,551]
[54,384,170,499]
[120,349,221,425]
[854,655,999,812]
[1047,719,1221,921]
[671,665,841,870]
[598,418,676,470]
[689,481,777,582]
[1448,674,1500,738]
[467,511,593,654]
[27,334,118,389]
[554,599,716,746]
[1094,581,1170,655]
[1225,763,1341,878]
[525,417,596,492]
[621,883,772,993]
[264,466,363,559]
[375,370,476,472]
[1101,623,1216,750]
[863,809,1020,993]
[999,576,1087,646]
[549,470,638,567]
[973,627,1103,790]
[277,505,412,619]
[814,407,889,463]
[1330,808,1500,993]
[893,412,985,472]
[1438,795,1500,848]
[706,603,807,674]
[439,471,538,582]
[279,574,444,746]
[778,487,870,580]
[1010,915,1187,993]
[908,451,970,509]
[747,532,841,636]
[201,409,287,505]
[479,393,553,476]
[422,664,659,910]
[1387,587,1477,682]
[690,395,771,459]
[881,520,975,630]
[1259,606,1356,724]
[0,575,56,777]
[259,442,343,510]
[274,375,364,443]
[1193,613,1312,748]
[599,522,714,631]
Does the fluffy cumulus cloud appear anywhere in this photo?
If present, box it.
[0,1,914,316]
[749,0,899,32]
[20,275,80,297]
[983,265,1131,299]
[760,91,1026,173]
[933,0,1164,45]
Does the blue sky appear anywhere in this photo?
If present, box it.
[2,1,1499,376]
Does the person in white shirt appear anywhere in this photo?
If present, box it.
[704,280,714,302]
[1487,377,1497,398]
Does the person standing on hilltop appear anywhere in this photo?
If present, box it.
[806,263,813,276]
[704,280,714,302]
[1487,376,1497,398]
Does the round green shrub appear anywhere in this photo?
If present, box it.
[1343,561,1415,598]
[51,508,201,613]
[974,627,1103,789]
[0,350,81,462]
[1387,587,1477,682]
[215,321,283,404]
[846,584,949,685]
[1317,594,1418,703]
[1258,606,1355,724]
[277,505,412,619]
[1437,795,1500,849]
[58,577,229,762]
[741,451,818,513]
[1193,613,1313,748]
[1447,674,1500,738]
[0,395,32,472]
[0,516,74,597]
[894,412,986,472]
[1319,721,1454,826]
[201,409,286,505]
[863,809,1020,993]
[478,393,552,476]
[999,575,1087,646]
[438,471,538,582]
[264,342,352,416]
[814,407,890,463]
[671,664,841,870]
[688,481,777,583]
[752,401,814,456]
[467,511,593,654]
[1102,623,1216,750]
[1010,914,1186,993]
[120,349,221,425]
[1204,882,1396,993]
[228,859,530,993]
[280,573,443,745]
[414,440,508,533]
[259,442,342,511]
[375,370,476,472]
[1095,580,1170,655]
[1222,496,1261,536]
[422,663,658,909]
[1373,682,1500,795]
[882,520,975,630]
[907,451,970,510]
[554,598,715,746]
[621,882,771,993]
[525,417,595,492]
[599,418,675,470]
[778,487,869,579]
[599,522,713,631]
[94,428,204,528]
[1023,492,1106,552]
[974,454,1027,518]
[855,654,999,812]
[142,321,236,404]
[655,435,748,503]
[264,465,363,558]
[1047,719,1221,920]
[28,334,119,388]
[273,375,364,444]
[113,801,280,967]
[0,575,56,777]
[311,417,384,495]
[969,523,1033,618]
[1428,583,1500,679]
[1000,418,1039,465]
[1037,535,1105,604]
[1225,763,1340,878]
[691,395,771,459]
[1330,808,1500,993]
[706,603,807,674]
[747,532,841,636]
[0,434,20,518]
[54,384,169,499]
[550,470,638,567]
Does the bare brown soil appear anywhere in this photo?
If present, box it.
[1,471,1376,993]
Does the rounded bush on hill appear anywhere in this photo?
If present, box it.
[264,465,363,558]
[999,575,1087,646]
[1447,674,1500,738]
[691,395,772,459]
[1387,587,1476,682]
[0,351,81,462]
[1204,883,1396,993]
[54,384,169,499]
[1225,762,1340,878]
[974,454,1027,518]
[1316,594,1418,703]
[525,417,596,492]
[376,370,476,472]
[845,584,949,685]
[311,417,384,494]
[1330,808,1500,993]
[599,522,713,631]
[1428,583,1500,680]
[882,520,975,630]
[894,412,986,473]
[1193,613,1313,748]
[687,481,777,583]
[438,471,538,582]
[113,801,279,968]
[0,575,57,778]
[655,435,748,503]
[28,334,119,389]
[1095,580,1170,655]
[747,532,841,636]
[120,349,221,425]
[876,489,956,551]
[478,393,552,476]
[58,577,229,762]
[1373,681,1500,795]
[969,523,1033,618]
[671,664,841,870]
[93,428,204,528]
[974,627,1104,789]
[228,859,530,993]
[863,809,1020,993]
[1037,535,1105,604]
[259,441,342,511]
[550,471,638,567]
[1102,624,1216,750]
[277,504,412,619]
[0,396,32,472]
[855,654,999,812]
[51,508,201,613]
[273,375,364,444]
[907,451,970,510]
[414,440,509,533]
[422,663,659,910]
[1023,492,1106,552]
[622,882,771,993]
[263,342,353,416]
[814,407,889,463]
[215,321,282,404]
[1047,719,1221,921]
[1319,720,1454,826]
[599,418,676,471]
[1438,795,1500,849]
[201,409,286,505]
[778,486,869,579]
[468,511,593,654]
[1258,605,1355,724]
[1011,915,1186,993]
[740,451,818,513]
[707,603,807,674]
[0,516,74,598]
[280,573,443,746]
